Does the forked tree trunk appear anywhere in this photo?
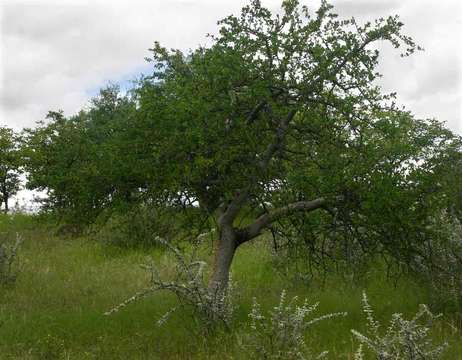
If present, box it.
[207,198,327,294]
[208,225,238,294]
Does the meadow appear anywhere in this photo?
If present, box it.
[1,213,461,359]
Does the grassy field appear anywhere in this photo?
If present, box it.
[1,213,461,359]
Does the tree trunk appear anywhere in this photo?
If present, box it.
[208,225,238,294]
[4,197,8,214]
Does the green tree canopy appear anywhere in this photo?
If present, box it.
[22,86,139,225]
[23,0,462,291]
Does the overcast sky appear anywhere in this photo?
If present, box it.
[1,0,461,135]
[1,0,461,209]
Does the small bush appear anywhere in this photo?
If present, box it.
[351,292,447,359]
[240,290,346,360]
[0,233,22,285]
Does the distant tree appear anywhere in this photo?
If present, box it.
[0,126,22,213]
[22,86,139,226]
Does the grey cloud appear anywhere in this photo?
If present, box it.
[0,0,461,135]
[332,0,402,17]
[331,0,462,131]
[0,0,235,129]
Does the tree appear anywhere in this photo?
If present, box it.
[136,0,457,292]
[0,126,22,213]
[22,86,140,226]
[23,0,461,294]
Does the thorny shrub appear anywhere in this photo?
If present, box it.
[240,290,346,360]
[105,235,235,332]
[352,292,447,359]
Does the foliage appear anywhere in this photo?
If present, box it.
[241,290,346,359]
[21,86,139,227]
[0,126,22,213]
[135,0,432,231]
[352,292,447,359]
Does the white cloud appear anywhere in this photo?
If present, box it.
[1,0,460,132]
[0,0,245,129]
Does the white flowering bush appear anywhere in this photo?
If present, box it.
[241,290,346,360]
[352,292,447,359]
[0,233,22,285]
[105,235,235,332]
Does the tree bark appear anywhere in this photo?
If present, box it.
[208,224,238,294]
[241,198,327,242]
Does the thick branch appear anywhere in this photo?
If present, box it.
[218,190,250,227]
[219,109,297,227]
[246,100,267,124]
[259,108,297,170]
[239,198,327,243]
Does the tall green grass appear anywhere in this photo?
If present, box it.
[0,214,460,359]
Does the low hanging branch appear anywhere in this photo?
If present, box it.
[239,198,328,244]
